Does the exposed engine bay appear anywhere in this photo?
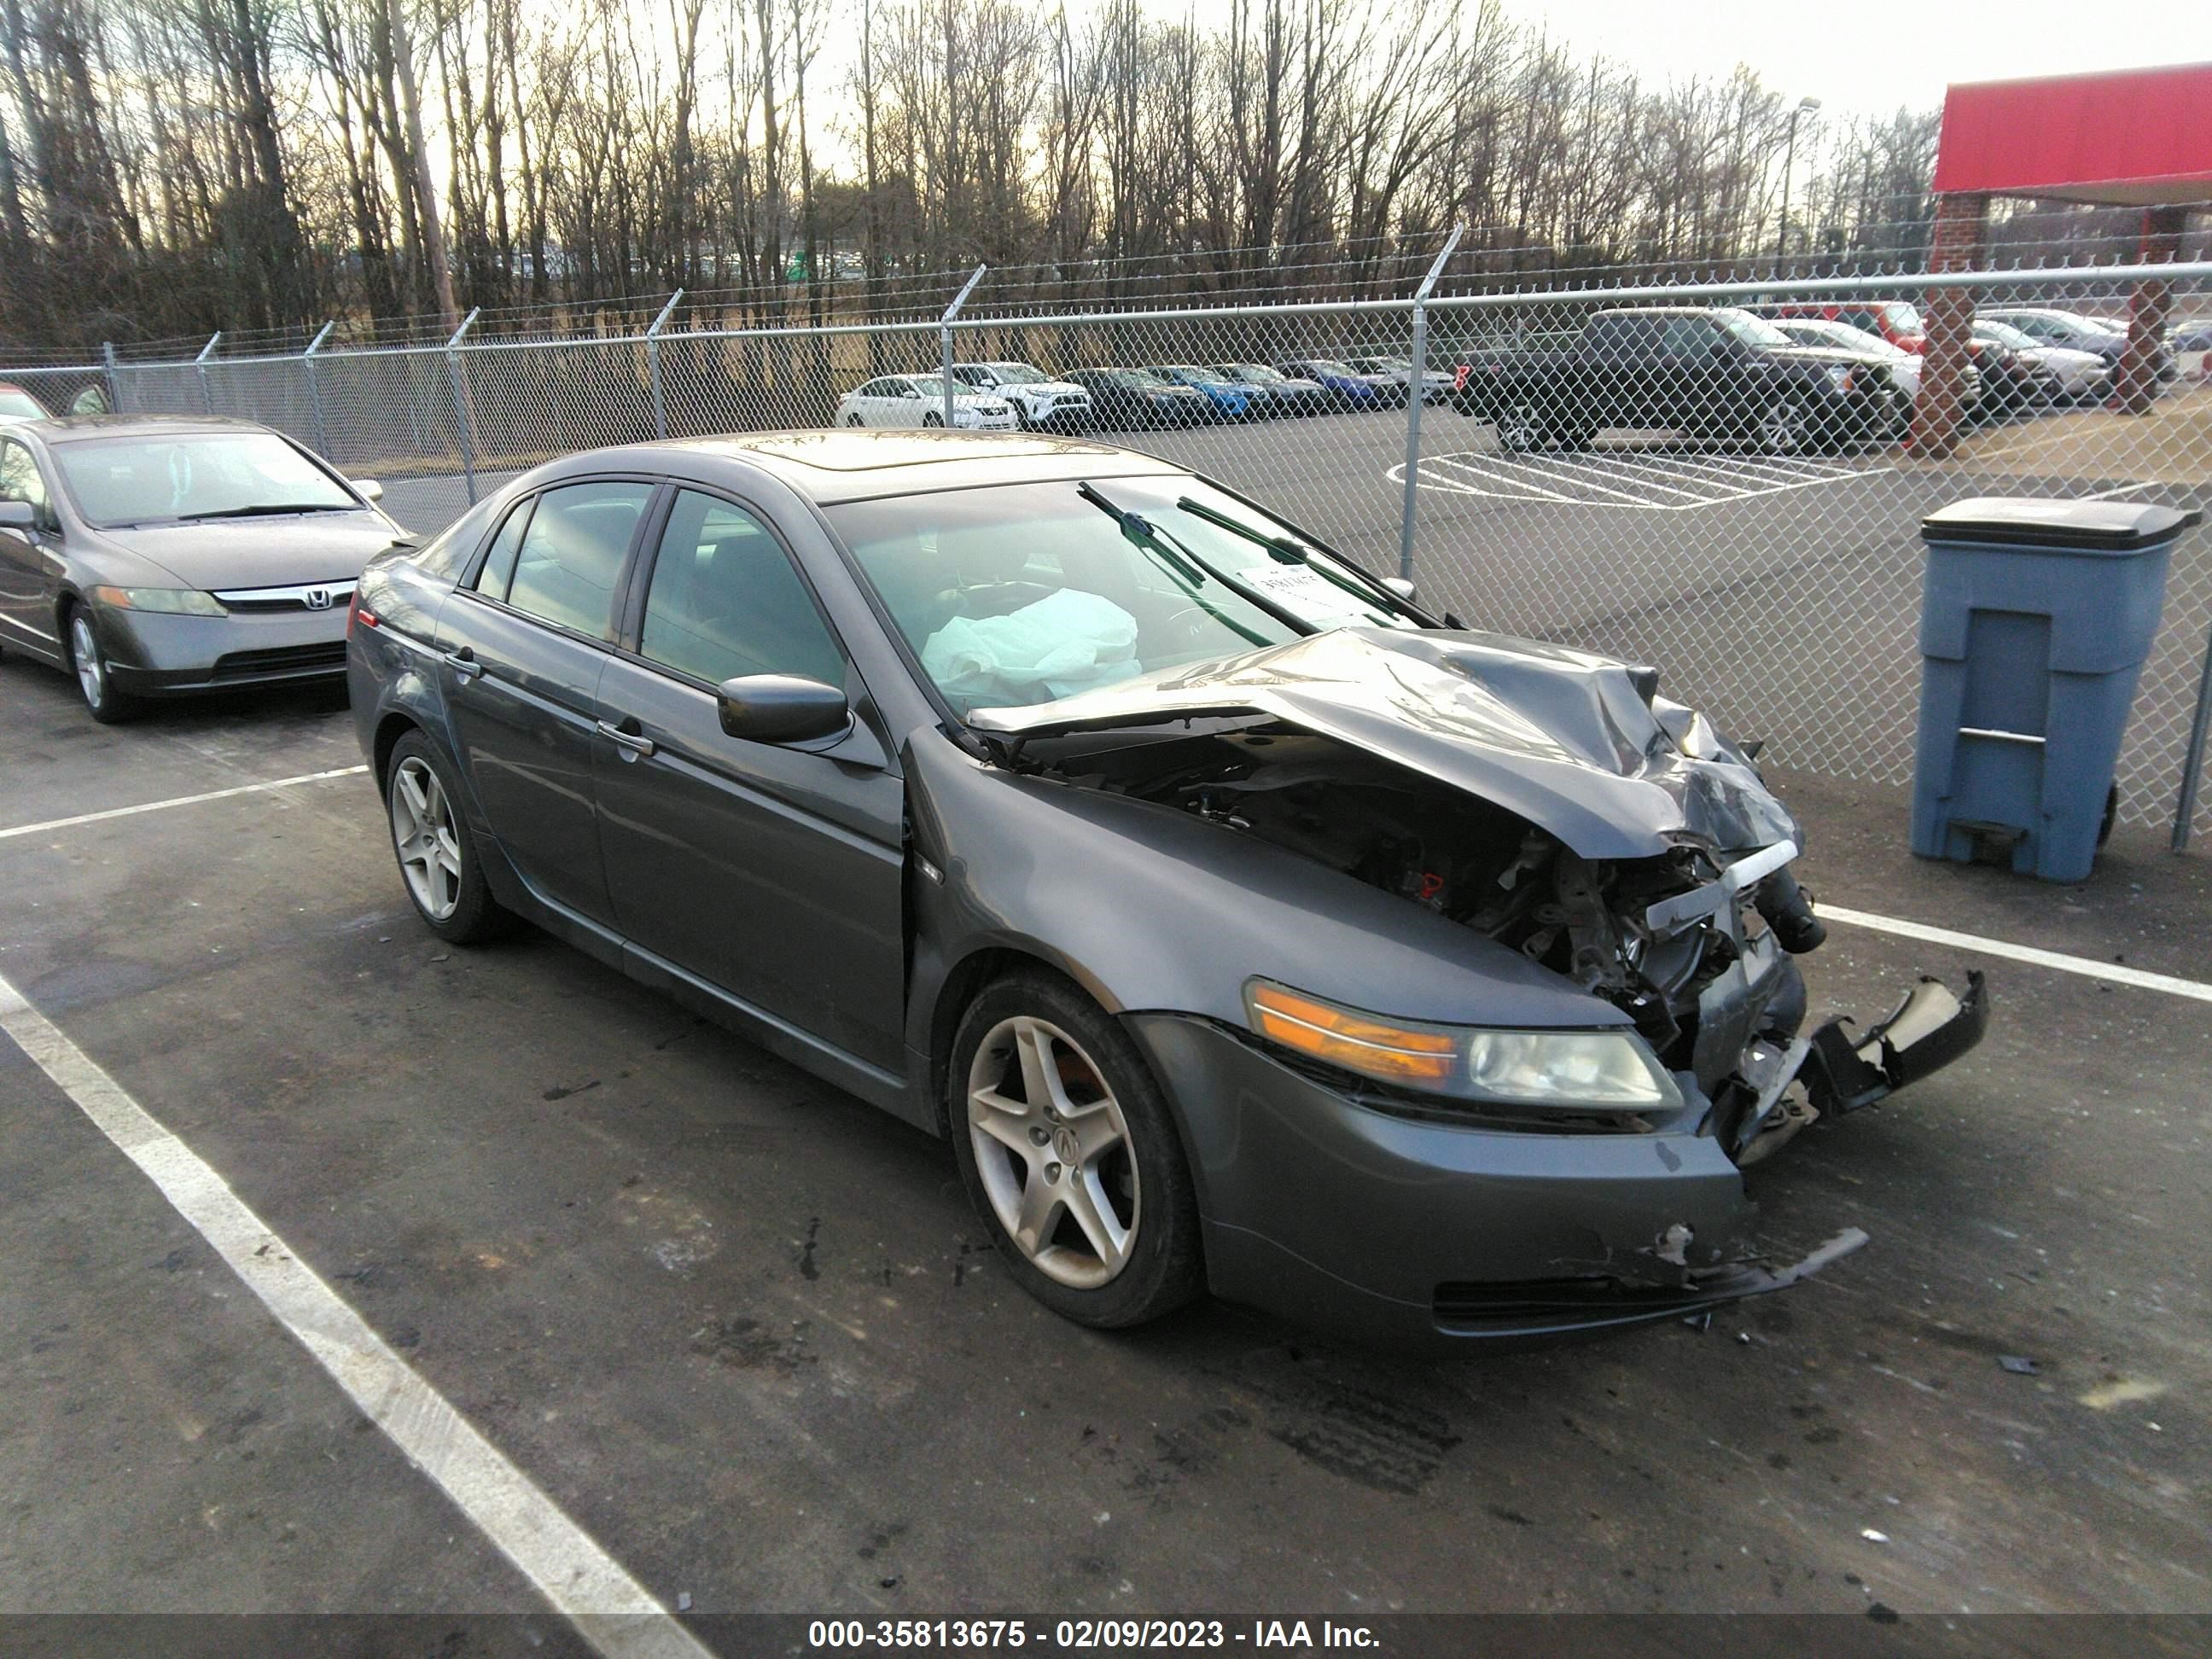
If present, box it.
[994,714,1984,1164]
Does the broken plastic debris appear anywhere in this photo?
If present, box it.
[1860,1528,1890,1544]
[676,1592,692,1613]
[1998,1354,2040,1376]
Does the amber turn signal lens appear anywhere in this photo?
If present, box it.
[1244,981,1456,1086]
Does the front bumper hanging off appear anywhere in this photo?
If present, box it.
[1802,970,1990,1115]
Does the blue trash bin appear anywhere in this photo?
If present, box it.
[1912,498,2200,882]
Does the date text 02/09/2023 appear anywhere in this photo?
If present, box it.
[804,1619,1382,1650]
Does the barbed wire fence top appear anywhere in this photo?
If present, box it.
[7,246,2209,844]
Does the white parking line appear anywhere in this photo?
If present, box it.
[0,970,713,1659]
[1423,452,1580,502]
[1821,906,2212,1004]
[0,765,370,842]
[1393,451,1894,509]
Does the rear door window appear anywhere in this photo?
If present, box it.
[473,497,536,600]
[501,480,654,639]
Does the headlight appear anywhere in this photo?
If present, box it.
[1825,364,1854,391]
[1243,980,1680,1113]
[90,585,225,615]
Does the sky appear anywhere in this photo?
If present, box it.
[1516,0,2205,118]
[1113,0,2204,123]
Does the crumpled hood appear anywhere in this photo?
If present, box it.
[85,511,406,591]
[968,627,1802,860]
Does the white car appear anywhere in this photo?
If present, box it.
[1769,318,1986,410]
[1343,355,1454,405]
[1972,320,2110,402]
[834,375,1019,431]
[948,362,1094,430]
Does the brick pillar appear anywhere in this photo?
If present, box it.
[2115,205,2184,415]
[1910,192,1988,459]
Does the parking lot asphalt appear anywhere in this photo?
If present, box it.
[3,645,2208,1633]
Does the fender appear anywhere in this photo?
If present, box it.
[899,725,1622,1061]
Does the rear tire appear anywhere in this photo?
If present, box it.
[1755,396,1813,456]
[1495,400,1547,453]
[923,410,944,428]
[66,605,142,725]
[385,731,511,945]
[948,969,1203,1329]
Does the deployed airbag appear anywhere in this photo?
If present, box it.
[923,590,1142,701]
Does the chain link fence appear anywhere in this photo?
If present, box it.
[7,259,2209,841]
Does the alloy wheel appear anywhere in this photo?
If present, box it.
[1759,398,1811,455]
[1497,403,1542,452]
[966,1016,1140,1289]
[68,613,103,708]
[390,755,463,921]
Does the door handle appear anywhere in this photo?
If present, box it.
[443,647,483,682]
[596,718,656,759]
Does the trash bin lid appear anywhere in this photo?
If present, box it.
[1922,497,2202,550]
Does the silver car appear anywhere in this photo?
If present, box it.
[0,415,406,721]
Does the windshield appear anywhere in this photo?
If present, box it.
[826,477,1423,717]
[1228,364,1285,383]
[986,363,1047,384]
[1974,320,2035,349]
[0,388,43,419]
[907,376,954,399]
[1881,301,1924,335]
[1119,370,1171,388]
[53,432,359,527]
[1151,364,1206,382]
[1714,309,1794,349]
[1304,359,1356,375]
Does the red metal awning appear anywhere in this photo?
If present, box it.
[1933,62,2212,206]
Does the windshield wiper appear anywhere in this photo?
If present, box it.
[1076,482,1308,638]
[176,502,358,521]
[1172,494,1413,617]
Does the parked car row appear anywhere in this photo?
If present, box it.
[1445,302,2180,457]
[831,354,1446,435]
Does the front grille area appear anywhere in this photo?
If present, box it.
[209,643,349,681]
[212,581,358,614]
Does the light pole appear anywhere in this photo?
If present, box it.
[1776,96,1822,264]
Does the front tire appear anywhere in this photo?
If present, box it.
[66,606,141,725]
[948,969,1203,1329]
[923,410,944,428]
[385,732,510,944]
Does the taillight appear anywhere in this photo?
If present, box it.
[348,592,377,634]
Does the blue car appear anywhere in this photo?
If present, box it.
[1143,365,1256,422]
[1278,358,1389,410]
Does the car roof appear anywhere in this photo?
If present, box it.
[17,412,271,445]
[652,429,1188,504]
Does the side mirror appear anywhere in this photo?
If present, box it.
[0,499,35,530]
[352,478,384,504]
[1382,575,1419,604]
[717,673,851,744]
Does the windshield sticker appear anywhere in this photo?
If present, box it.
[1235,562,1360,616]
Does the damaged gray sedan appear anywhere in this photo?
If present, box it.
[348,430,1985,1348]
